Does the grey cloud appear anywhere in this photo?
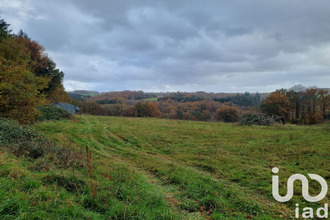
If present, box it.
[0,0,329,92]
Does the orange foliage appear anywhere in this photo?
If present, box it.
[145,102,161,118]
[262,92,291,117]
[0,38,49,123]
[47,85,72,104]
[215,106,239,122]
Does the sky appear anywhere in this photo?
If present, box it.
[1,0,330,92]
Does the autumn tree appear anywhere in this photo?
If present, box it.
[123,105,136,117]
[275,85,329,124]
[47,85,72,103]
[318,89,330,119]
[104,103,124,116]
[158,99,177,119]
[133,102,161,118]
[15,34,70,103]
[215,105,239,122]
[134,102,147,117]
[261,92,291,118]
[145,102,161,118]
[288,85,306,119]
[80,101,106,115]
[301,87,325,124]
[0,17,72,124]
[0,37,49,123]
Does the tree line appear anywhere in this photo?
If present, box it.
[261,85,329,124]
[74,85,329,124]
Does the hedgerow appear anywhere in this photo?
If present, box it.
[239,113,275,126]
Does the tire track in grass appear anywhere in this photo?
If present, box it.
[94,116,291,218]
[110,147,291,218]
[54,116,292,218]
[108,155,206,220]
[54,116,189,217]
[94,137,288,216]
[82,116,290,218]
[99,121,292,218]
[83,136,204,218]
[80,117,207,219]
[54,117,194,219]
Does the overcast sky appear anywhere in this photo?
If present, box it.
[1,0,330,92]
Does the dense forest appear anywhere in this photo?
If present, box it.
[69,87,329,124]
[68,90,265,121]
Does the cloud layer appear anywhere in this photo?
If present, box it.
[1,0,330,92]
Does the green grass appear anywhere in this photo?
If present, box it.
[1,115,329,219]
[142,97,160,101]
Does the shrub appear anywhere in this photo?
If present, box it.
[36,105,72,121]
[239,113,275,126]
[10,138,54,159]
[0,118,54,158]
[305,111,324,124]
[0,118,82,168]
[0,118,38,145]
[215,106,239,122]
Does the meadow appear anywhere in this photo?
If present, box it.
[1,115,329,219]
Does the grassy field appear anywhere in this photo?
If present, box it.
[1,115,329,219]
[142,97,160,101]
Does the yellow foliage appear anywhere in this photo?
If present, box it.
[47,85,72,104]
[262,92,291,117]
[0,38,49,124]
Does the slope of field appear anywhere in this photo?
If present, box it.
[29,115,329,219]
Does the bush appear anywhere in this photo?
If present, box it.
[0,118,38,145]
[239,113,275,126]
[215,106,239,122]
[0,118,55,159]
[305,111,324,124]
[0,118,81,168]
[36,105,72,121]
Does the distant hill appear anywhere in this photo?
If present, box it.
[68,90,103,101]
[70,90,101,96]
[67,92,88,101]
[82,90,269,105]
